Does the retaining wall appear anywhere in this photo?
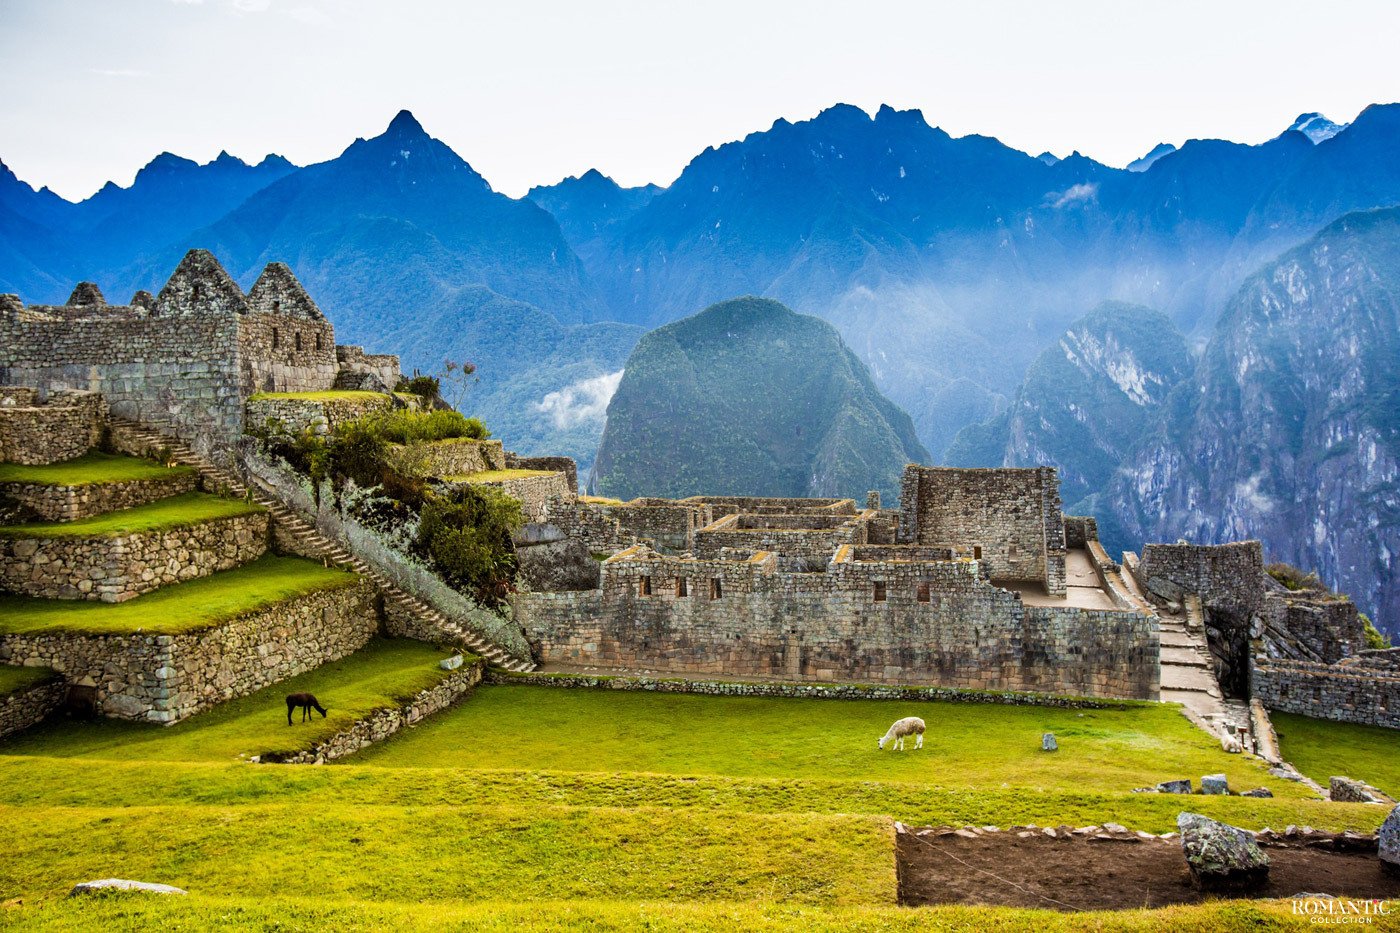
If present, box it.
[1254,658,1400,730]
[0,389,107,465]
[0,672,65,740]
[0,469,198,523]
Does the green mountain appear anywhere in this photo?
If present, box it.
[946,302,1193,546]
[593,297,928,502]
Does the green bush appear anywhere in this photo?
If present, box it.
[415,485,522,606]
[1361,613,1393,650]
[1265,562,1323,592]
[368,410,489,444]
[398,374,442,401]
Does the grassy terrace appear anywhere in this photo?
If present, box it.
[0,491,262,539]
[0,451,193,486]
[246,390,389,402]
[1,639,461,762]
[0,681,1388,931]
[0,665,58,697]
[1274,711,1400,797]
[0,555,358,636]
[449,469,556,483]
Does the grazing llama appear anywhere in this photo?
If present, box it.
[1219,725,1243,754]
[878,716,926,751]
[286,692,328,726]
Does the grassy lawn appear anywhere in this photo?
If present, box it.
[353,686,1303,799]
[449,469,557,483]
[0,639,459,762]
[0,491,262,538]
[1273,711,1400,797]
[0,893,1330,932]
[247,390,389,402]
[0,555,358,635]
[0,451,193,486]
[0,665,58,697]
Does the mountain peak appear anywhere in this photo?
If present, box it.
[1127,142,1176,172]
[1284,112,1346,144]
[385,109,426,138]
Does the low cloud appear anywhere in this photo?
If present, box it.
[1045,182,1098,209]
[534,370,624,429]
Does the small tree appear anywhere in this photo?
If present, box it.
[415,484,522,606]
[1361,613,1393,651]
[438,358,478,412]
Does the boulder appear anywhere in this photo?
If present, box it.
[1041,732,1057,752]
[440,654,464,671]
[1240,788,1274,798]
[69,879,187,897]
[1200,774,1230,795]
[1331,776,1387,804]
[1380,804,1400,875]
[1157,779,1192,794]
[1177,812,1270,891]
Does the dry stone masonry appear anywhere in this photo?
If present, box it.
[0,468,198,523]
[0,388,107,465]
[0,671,65,740]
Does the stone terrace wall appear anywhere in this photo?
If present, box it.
[687,496,856,517]
[516,550,1159,699]
[600,501,711,553]
[408,438,505,476]
[0,673,65,740]
[506,453,578,493]
[694,512,866,563]
[1137,541,1265,617]
[0,469,198,523]
[0,581,379,722]
[543,499,633,555]
[1261,592,1364,664]
[336,345,401,392]
[1339,647,1400,673]
[898,466,1066,594]
[0,390,107,465]
[0,511,268,602]
[246,393,394,437]
[463,473,572,523]
[1253,658,1400,730]
[266,659,484,764]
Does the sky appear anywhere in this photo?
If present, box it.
[2,0,1399,201]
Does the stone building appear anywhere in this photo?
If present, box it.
[515,465,1162,700]
[0,250,399,458]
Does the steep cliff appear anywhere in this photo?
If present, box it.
[1112,208,1400,636]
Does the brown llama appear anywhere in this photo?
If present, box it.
[286,692,328,725]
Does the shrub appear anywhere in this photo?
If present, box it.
[415,484,522,606]
[1266,562,1323,592]
[1361,613,1393,650]
[399,374,442,401]
[367,410,489,445]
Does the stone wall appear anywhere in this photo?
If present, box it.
[1253,658,1400,730]
[487,671,1153,710]
[405,438,505,476]
[246,393,394,438]
[0,672,65,740]
[0,389,107,465]
[542,499,633,555]
[460,472,573,523]
[264,659,484,763]
[506,453,578,493]
[336,345,401,393]
[897,466,1066,595]
[0,581,380,722]
[1261,591,1365,664]
[0,511,268,602]
[694,511,867,563]
[687,496,856,517]
[515,547,1159,699]
[1136,540,1265,617]
[0,469,198,523]
[1064,515,1099,550]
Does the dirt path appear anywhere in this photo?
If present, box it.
[898,827,1398,910]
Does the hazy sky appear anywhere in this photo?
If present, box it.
[2,0,1398,201]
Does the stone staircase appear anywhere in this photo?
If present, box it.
[110,418,535,673]
[1157,595,1249,737]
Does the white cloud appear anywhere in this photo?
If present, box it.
[89,68,150,78]
[1045,182,1098,209]
[232,0,272,10]
[533,370,623,429]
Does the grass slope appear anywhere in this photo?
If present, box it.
[0,666,58,697]
[1273,711,1400,798]
[0,555,358,635]
[0,639,456,762]
[354,686,1302,798]
[0,491,262,538]
[0,452,193,487]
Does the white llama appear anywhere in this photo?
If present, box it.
[878,716,926,751]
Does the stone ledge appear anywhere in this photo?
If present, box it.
[0,671,65,740]
[484,669,1155,710]
[262,658,485,764]
[0,470,199,523]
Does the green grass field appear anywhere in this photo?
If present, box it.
[0,665,57,697]
[0,491,262,538]
[1274,711,1400,797]
[0,451,193,486]
[0,680,1392,931]
[0,555,358,635]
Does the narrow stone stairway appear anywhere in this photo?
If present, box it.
[110,419,535,673]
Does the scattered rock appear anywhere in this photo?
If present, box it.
[69,879,187,897]
[1200,774,1230,795]
[954,828,978,839]
[1270,766,1304,782]
[1240,787,1274,798]
[1380,804,1400,874]
[1157,779,1192,794]
[1041,732,1058,752]
[1177,812,1270,891]
[439,654,464,671]
[1103,822,1128,834]
[1042,827,1057,838]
